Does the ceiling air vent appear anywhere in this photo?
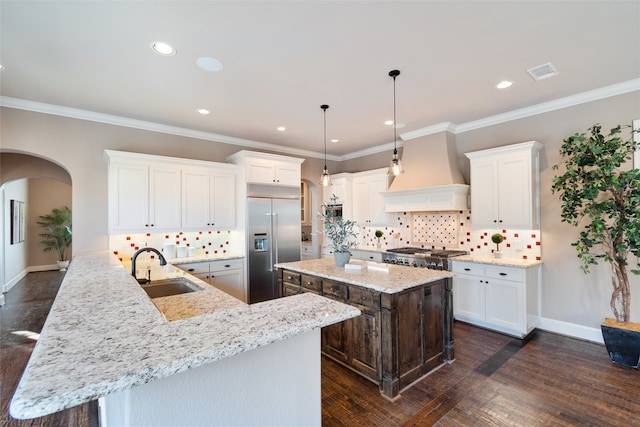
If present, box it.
[526,62,559,81]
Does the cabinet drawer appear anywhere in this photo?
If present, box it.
[348,286,380,310]
[283,282,301,296]
[301,274,322,292]
[323,280,348,300]
[175,262,209,274]
[485,265,524,282]
[451,261,484,277]
[210,258,243,272]
[282,271,301,285]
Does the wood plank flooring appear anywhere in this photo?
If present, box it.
[2,272,639,426]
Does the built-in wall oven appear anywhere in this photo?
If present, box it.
[323,203,343,220]
[382,248,467,270]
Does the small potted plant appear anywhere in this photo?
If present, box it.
[552,123,640,368]
[320,195,359,267]
[37,206,72,271]
[491,233,504,258]
[375,229,384,248]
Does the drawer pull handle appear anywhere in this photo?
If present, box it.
[225,264,231,268]
[464,268,471,271]
[425,288,432,296]
[499,272,507,276]
[187,269,195,272]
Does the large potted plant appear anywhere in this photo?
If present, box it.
[37,206,72,271]
[320,195,359,267]
[552,123,640,368]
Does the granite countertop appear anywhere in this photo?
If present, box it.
[275,258,454,294]
[10,251,359,420]
[453,254,543,268]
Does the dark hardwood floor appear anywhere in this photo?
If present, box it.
[2,272,638,426]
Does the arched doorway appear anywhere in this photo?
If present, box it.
[0,152,72,305]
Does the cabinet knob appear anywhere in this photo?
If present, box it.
[150,224,154,227]
[464,268,471,271]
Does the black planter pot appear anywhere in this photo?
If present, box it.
[601,319,640,369]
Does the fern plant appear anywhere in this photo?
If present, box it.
[551,124,640,322]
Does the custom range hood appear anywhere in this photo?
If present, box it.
[381,128,469,212]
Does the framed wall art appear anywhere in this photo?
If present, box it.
[10,199,25,245]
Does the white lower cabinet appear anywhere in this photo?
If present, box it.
[301,244,314,260]
[175,259,245,302]
[349,249,383,263]
[452,260,540,338]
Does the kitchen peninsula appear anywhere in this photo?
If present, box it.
[10,252,359,426]
[275,258,455,399]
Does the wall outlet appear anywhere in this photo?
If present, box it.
[514,238,523,251]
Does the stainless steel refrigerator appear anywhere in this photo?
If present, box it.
[247,185,300,304]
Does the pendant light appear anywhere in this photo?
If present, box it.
[320,104,332,186]
[388,69,404,176]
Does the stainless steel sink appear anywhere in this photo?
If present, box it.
[141,277,204,299]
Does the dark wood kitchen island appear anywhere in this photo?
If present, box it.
[275,258,455,400]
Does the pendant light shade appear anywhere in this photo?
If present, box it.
[320,104,332,186]
[388,69,404,176]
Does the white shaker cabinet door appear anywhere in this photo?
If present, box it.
[110,163,149,231]
[182,169,211,228]
[484,277,524,333]
[210,173,236,228]
[149,167,182,231]
[453,274,486,323]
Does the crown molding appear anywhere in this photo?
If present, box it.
[2,78,638,162]
[0,96,340,162]
[400,122,457,141]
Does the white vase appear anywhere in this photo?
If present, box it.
[494,251,503,259]
[57,260,70,271]
[334,251,351,267]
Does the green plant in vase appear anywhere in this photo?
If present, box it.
[320,195,359,267]
[375,229,383,248]
[491,233,504,258]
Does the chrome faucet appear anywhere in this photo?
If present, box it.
[131,247,167,284]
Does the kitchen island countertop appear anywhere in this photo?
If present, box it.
[275,258,454,294]
[9,251,359,420]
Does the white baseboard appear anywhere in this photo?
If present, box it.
[3,269,28,293]
[538,317,604,344]
[28,264,59,272]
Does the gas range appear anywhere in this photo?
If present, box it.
[382,247,468,270]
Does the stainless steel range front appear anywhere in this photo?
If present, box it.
[383,248,467,270]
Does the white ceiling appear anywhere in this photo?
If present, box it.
[1,1,639,159]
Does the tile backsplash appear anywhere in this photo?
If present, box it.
[109,230,241,262]
[359,209,541,260]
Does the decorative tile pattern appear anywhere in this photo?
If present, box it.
[109,230,239,261]
[358,209,541,261]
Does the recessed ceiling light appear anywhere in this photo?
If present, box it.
[197,109,210,115]
[497,80,513,89]
[331,139,339,143]
[277,127,286,132]
[384,120,394,126]
[0,64,5,70]
[197,57,224,72]
[151,42,176,56]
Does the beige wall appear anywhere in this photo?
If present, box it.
[1,90,639,330]
[28,178,73,266]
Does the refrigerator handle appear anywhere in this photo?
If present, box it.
[272,213,279,268]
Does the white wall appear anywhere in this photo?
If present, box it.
[2,179,28,291]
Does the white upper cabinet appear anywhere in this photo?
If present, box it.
[465,141,542,229]
[227,150,304,187]
[351,168,389,226]
[182,167,236,230]
[108,161,181,233]
[323,173,352,205]
[106,150,237,233]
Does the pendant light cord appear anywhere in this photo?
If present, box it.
[321,104,329,169]
[390,70,400,155]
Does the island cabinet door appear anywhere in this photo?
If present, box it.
[395,288,426,387]
[349,303,381,382]
[321,280,350,363]
[422,282,444,368]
